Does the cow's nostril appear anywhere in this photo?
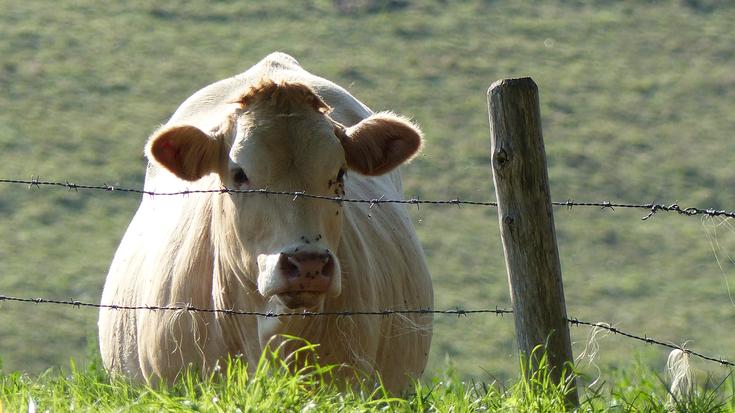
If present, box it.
[279,254,300,278]
[322,255,334,279]
[279,251,333,282]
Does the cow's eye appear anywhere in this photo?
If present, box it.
[232,168,249,186]
[336,168,346,183]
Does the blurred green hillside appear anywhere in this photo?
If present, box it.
[1,0,734,385]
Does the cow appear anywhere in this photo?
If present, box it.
[98,52,433,393]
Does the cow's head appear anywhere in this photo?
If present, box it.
[145,80,422,312]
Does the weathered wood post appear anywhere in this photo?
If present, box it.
[487,78,578,405]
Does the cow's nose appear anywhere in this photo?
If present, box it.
[278,251,334,293]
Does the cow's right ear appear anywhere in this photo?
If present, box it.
[145,125,225,181]
[337,112,423,176]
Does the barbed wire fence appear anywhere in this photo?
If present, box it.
[3,177,735,220]
[0,291,732,369]
[0,178,733,373]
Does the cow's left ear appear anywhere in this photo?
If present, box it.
[146,125,225,181]
[338,112,423,176]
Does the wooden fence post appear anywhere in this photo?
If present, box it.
[487,78,578,405]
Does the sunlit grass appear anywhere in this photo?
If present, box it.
[1,342,733,412]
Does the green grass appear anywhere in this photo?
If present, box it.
[1,0,735,391]
[1,342,733,412]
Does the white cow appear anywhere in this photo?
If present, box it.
[98,52,433,392]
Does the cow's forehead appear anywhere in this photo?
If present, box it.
[235,110,337,153]
[230,103,343,185]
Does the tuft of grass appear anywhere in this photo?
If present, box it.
[579,359,735,412]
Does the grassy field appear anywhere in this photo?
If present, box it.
[2,343,734,412]
[1,0,734,394]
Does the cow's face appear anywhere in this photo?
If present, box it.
[145,81,422,312]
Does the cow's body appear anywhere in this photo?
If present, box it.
[98,52,433,392]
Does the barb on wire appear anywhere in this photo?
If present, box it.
[3,178,735,220]
[566,317,734,368]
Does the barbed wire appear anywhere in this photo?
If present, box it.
[0,293,731,368]
[2,178,735,220]
[0,294,512,318]
[0,178,495,207]
[565,318,734,369]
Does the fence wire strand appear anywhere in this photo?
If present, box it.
[2,178,735,220]
[565,317,734,369]
[0,294,512,318]
[0,293,731,369]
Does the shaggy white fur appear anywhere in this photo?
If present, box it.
[98,52,433,393]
